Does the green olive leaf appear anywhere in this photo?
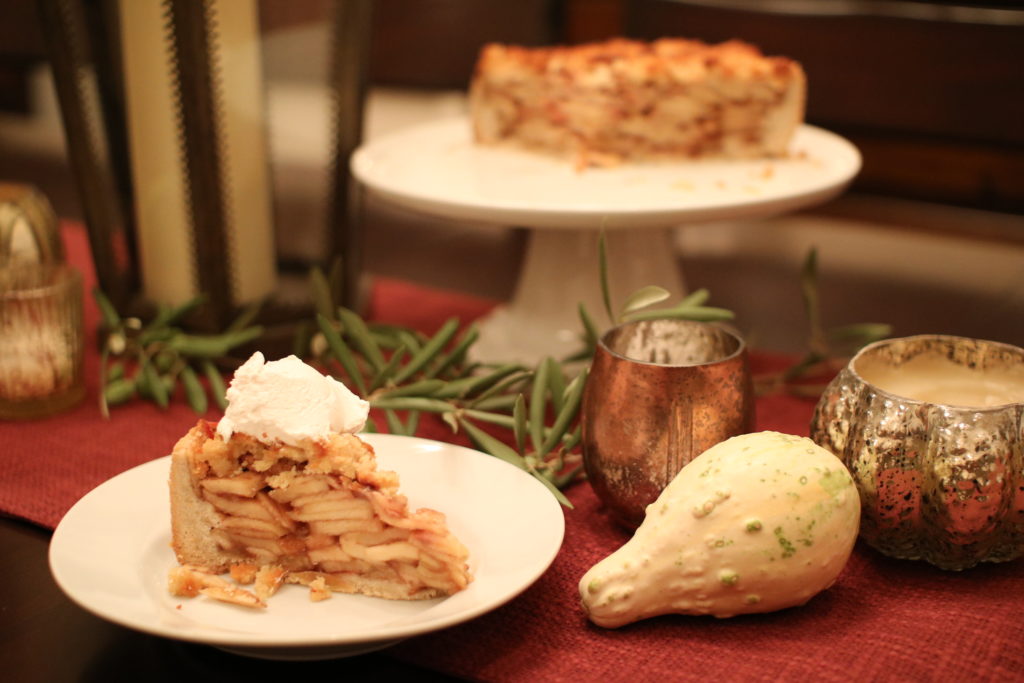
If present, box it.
[545,357,566,415]
[679,288,711,307]
[140,361,169,409]
[226,299,264,334]
[148,294,206,330]
[436,364,520,400]
[461,409,516,430]
[800,247,826,354]
[180,365,208,414]
[512,394,527,454]
[598,230,613,323]
[578,303,599,351]
[384,409,405,435]
[459,418,527,471]
[529,360,550,454]
[540,368,586,456]
[369,344,408,393]
[316,313,366,395]
[326,257,345,308]
[403,410,420,436]
[468,394,518,412]
[465,368,530,404]
[429,323,478,379]
[92,287,122,330]
[620,285,671,318]
[378,378,446,398]
[622,305,734,323]
[337,307,387,373]
[371,397,453,413]
[201,359,228,410]
[532,469,574,508]
[309,267,337,322]
[394,318,460,383]
[562,423,583,453]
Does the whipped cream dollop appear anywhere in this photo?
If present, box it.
[216,352,369,446]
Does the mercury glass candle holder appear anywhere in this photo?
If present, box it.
[0,264,85,418]
[811,335,1024,570]
[582,319,754,527]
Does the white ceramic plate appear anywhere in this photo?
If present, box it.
[49,433,564,660]
[351,117,861,230]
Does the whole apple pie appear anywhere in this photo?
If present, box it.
[469,37,806,169]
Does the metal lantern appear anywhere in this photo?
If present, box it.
[37,0,372,346]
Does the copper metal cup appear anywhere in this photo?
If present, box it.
[582,319,754,527]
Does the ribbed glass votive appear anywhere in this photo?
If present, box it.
[0,264,85,418]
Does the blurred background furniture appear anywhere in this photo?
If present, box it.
[0,0,1020,352]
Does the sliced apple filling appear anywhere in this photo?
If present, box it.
[169,421,472,608]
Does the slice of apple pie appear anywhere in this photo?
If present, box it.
[167,353,472,607]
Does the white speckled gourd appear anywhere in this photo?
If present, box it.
[579,431,861,627]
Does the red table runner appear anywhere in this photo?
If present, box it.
[1,224,1021,681]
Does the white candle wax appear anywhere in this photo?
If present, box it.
[210,0,277,305]
[119,0,276,307]
[120,0,195,305]
[856,352,1024,408]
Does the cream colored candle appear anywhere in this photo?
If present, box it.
[120,0,193,305]
[119,0,276,307]
[211,0,276,305]
[857,352,1024,408]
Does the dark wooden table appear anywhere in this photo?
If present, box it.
[0,517,458,682]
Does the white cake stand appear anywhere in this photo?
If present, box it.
[351,117,861,365]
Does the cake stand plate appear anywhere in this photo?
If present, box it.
[351,117,861,364]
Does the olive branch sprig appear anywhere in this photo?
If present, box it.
[298,232,739,506]
[567,230,737,361]
[299,269,586,507]
[90,234,887,508]
[93,289,263,418]
[754,247,892,396]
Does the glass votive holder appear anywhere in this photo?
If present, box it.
[0,264,85,419]
[811,335,1024,569]
[581,319,755,527]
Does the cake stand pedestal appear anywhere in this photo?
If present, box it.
[352,117,861,365]
[470,226,685,364]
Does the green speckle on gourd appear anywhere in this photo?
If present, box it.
[819,469,852,498]
[775,527,797,558]
[588,579,601,594]
[746,519,763,532]
[719,570,739,585]
[745,594,761,605]
[799,475,808,485]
